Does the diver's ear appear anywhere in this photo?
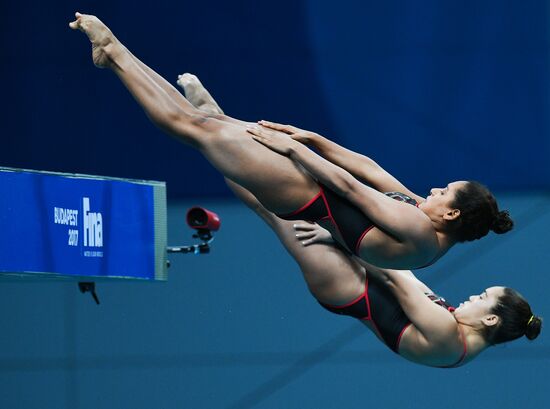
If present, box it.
[482,314,500,327]
[443,209,461,221]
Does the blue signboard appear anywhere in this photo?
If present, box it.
[0,167,167,281]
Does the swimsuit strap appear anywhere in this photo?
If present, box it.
[452,324,468,367]
[426,293,468,368]
[438,323,468,368]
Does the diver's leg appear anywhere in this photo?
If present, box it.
[70,13,319,214]
[225,178,365,305]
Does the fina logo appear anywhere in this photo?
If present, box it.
[83,197,103,247]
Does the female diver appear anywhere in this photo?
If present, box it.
[70,13,513,270]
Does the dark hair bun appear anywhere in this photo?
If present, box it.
[525,316,542,340]
[492,210,514,234]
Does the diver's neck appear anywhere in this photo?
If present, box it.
[457,322,490,362]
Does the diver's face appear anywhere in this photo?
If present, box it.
[418,181,467,219]
[454,286,505,322]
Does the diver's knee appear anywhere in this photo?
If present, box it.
[189,112,224,131]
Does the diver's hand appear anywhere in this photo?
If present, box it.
[293,222,334,246]
[257,120,318,145]
[247,124,301,156]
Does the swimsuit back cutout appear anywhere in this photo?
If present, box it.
[319,278,467,367]
[278,185,418,255]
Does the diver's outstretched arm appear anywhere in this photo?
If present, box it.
[359,262,458,344]
[257,121,425,203]
[247,125,436,257]
[174,72,423,203]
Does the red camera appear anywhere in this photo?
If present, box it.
[186,207,221,232]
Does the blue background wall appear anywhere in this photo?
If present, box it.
[1,1,549,408]
[1,0,549,197]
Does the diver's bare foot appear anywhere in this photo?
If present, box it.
[69,12,119,68]
[177,73,224,115]
[177,73,205,107]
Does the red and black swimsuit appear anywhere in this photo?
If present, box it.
[277,184,418,255]
[319,277,467,368]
